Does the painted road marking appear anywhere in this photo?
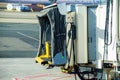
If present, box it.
[52,75,73,80]
[13,73,74,80]
[17,32,39,41]
[0,18,38,23]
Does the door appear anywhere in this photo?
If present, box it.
[88,6,97,61]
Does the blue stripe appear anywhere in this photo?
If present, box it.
[0,0,106,5]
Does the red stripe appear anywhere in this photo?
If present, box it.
[23,74,53,79]
[52,75,74,80]
[14,74,53,80]
[13,73,74,80]
[14,78,19,80]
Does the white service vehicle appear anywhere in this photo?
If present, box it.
[7,3,31,12]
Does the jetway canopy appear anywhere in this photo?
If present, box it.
[37,6,66,65]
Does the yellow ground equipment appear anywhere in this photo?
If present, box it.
[35,42,51,65]
[35,7,67,66]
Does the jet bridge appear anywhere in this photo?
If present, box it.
[35,0,120,79]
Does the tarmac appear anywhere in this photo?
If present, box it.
[0,58,78,80]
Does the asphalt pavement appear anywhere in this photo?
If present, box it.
[0,11,40,58]
[0,58,77,80]
[0,22,39,58]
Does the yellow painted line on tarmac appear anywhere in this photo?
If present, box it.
[0,18,38,23]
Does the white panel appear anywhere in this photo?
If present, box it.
[107,0,117,61]
[76,5,88,63]
[96,5,106,68]
[96,5,106,62]
[96,4,117,68]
